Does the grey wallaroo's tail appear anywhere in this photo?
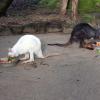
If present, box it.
[48,41,72,47]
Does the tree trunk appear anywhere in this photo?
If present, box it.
[60,0,79,20]
[60,0,68,15]
[72,0,78,20]
[0,0,13,17]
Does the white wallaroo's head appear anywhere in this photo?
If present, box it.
[8,48,18,57]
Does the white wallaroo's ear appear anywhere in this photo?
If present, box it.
[8,48,11,52]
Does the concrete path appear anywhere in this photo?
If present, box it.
[0,34,100,100]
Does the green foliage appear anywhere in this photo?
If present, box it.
[39,0,100,13]
[78,0,94,13]
[80,14,95,23]
[39,0,58,9]
[95,0,100,2]
[78,0,100,13]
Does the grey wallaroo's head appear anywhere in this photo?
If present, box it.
[95,27,100,39]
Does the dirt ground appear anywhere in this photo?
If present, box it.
[0,33,100,100]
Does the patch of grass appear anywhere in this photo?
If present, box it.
[39,0,100,13]
[80,14,95,23]
[39,0,58,9]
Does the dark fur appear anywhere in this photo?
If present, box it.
[48,23,100,48]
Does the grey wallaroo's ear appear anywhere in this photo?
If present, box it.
[97,24,100,28]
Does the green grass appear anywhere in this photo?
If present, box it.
[80,14,95,23]
[39,0,58,9]
[39,0,100,13]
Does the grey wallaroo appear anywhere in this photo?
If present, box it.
[48,23,100,48]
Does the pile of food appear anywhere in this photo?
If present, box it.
[96,42,100,46]
[0,57,16,64]
[83,39,100,50]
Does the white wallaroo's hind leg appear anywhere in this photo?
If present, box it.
[35,49,44,58]
[22,50,35,64]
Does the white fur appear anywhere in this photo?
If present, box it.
[8,35,44,63]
